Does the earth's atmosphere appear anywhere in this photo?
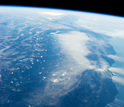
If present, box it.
[0,6,124,107]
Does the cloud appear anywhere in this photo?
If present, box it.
[76,13,124,39]
[110,67,124,85]
[40,12,64,16]
[107,30,124,38]
[25,31,94,106]
[108,55,124,62]
[38,11,64,21]
[43,31,92,104]
[112,76,124,85]
[107,98,124,107]
[1,8,122,106]
[109,67,124,75]
[57,31,90,68]
[24,31,117,106]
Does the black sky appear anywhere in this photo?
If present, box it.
[0,0,124,17]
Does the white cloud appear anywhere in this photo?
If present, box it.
[95,58,109,72]
[57,31,91,68]
[109,67,124,85]
[108,55,124,62]
[76,13,124,39]
[109,67,124,75]
[24,30,119,106]
[31,31,93,106]
[112,76,124,85]
[42,30,117,105]
[23,31,93,106]
[40,11,64,16]
[105,30,124,38]
[38,11,64,21]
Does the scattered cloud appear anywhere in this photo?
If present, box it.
[2,8,124,106]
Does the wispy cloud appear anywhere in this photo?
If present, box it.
[112,76,124,85]
[109,67,124,85]
[108,55,124,62]
[109,67,124,75]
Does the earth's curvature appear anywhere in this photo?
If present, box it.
[0,6,124,107]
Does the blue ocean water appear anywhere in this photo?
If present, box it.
[107,37,124,106]
[0,6,122,106]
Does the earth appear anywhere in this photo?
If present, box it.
[0,6,124,107]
